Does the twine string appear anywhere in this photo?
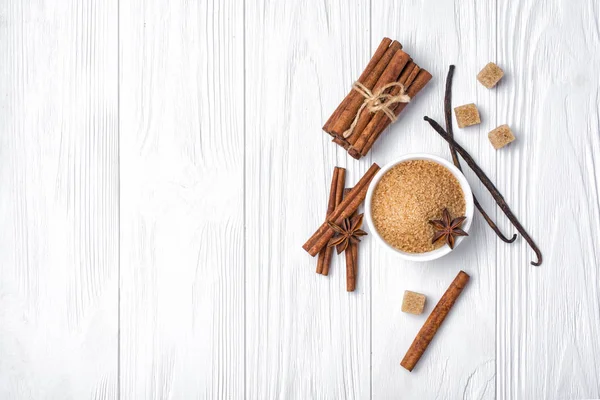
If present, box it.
[342,81,410,139]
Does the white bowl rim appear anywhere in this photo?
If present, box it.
[364,153,474,262]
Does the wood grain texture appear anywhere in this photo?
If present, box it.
[119,0,244,398]
[1,0,599,398]
[0,0,118,398]
[244,1,371,398]
[496,0,600,398]
[370,0,497,398]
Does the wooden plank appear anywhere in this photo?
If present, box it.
[0,0,118,398]
[119,0,245,397]
[244,2,371,398]
[370,0,497,398]
[496,0,600,398]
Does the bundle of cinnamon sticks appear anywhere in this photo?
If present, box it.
[306,164,380,291]
[323,38,432,159]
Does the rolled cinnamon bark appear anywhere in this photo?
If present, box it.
[323,38,393,135]
[345,50,411,145]
[347,61,418,158]
[403,63,422,87]
[346,235,358,291]
[400,270,470,372]
[351,69,432,159]
[342,188,358,291]
[332,136,351,150]
[326,40,402,138]
[303,163,380,257]
[323,38,432,158]
[316,167,346,275]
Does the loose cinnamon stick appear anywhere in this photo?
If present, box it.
[326,41,402,138]
[345,50,411,144]
[317,167,346,275]
[343,188,358,291]
[353,69,432,158]
[303,163,380,257]
[400,271,470,372]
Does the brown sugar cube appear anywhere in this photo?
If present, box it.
[488,124,515,149]
[477,62,504,89]
[402,290,426,315]
[454,103,481,128]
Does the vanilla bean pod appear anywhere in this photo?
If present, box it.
[443,65,517,243]
[424,116,542,266]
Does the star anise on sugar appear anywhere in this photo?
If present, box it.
[327,213,368,254]
[429,208,468,249]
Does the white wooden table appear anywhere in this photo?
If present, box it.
[1,0,599,398]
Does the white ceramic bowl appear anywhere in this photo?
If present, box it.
[364,153,474,262]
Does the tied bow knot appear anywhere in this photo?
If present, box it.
[342,81,411,139]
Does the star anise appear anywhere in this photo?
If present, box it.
[429,208,468,249]
[327,213,368,254]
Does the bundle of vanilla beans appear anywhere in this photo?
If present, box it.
[323,38,432,159]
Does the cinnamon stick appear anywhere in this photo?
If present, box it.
[345,50,411,144]
[343,188,358,291]
[346,243,358,291]
[303,163,380,257]
[326,40,402,138]
[348,60,416,147]
[347,62,418,157]
[323,38,393,134]
[317,167,346,275]
[400,271,470,372]
[352,69,432,158]
[332,136,350,150]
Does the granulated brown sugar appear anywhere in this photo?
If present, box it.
[371,160,466,253]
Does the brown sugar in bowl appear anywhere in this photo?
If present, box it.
[364,154,474,262]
